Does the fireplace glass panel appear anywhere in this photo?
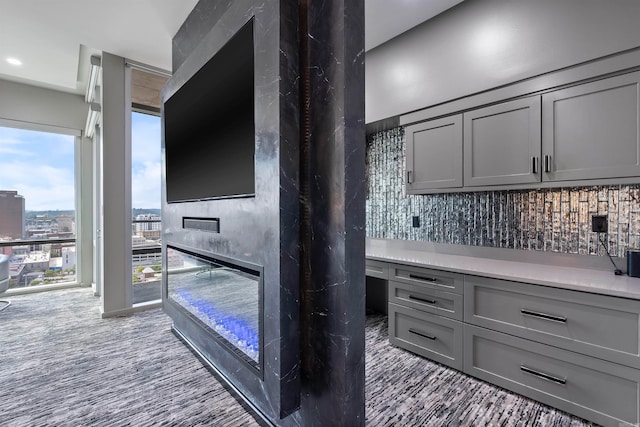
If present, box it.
[166,246,262,366]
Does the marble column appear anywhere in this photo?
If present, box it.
[297,0,366,425]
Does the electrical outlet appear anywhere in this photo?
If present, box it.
[591,215,608,233]
[412,216,420,228]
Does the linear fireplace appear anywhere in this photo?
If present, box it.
[161,3,302,420]
[166,246,263,370]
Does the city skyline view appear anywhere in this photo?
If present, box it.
[0,111,161,212]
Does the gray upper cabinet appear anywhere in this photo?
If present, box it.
[463,97,542,187]
[405,115,462,192]
[542,71,640,181]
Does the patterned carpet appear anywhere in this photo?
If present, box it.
[0,288,595,426]
[364,316,595,427]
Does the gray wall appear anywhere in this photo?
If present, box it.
[0,79,85,131]
[366,128,640,258]
[365,0,640,123]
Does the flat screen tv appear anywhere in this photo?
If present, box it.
[164,19,255,203]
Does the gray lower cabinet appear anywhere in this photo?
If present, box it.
[542,71,640,181]
[365,259,389,280]
[463,96,541,186]
[372,256,640,426]
[464,325,640,427]
[405,114,462,192]
[389,302,463,370]
[390,280,463,321]
[389,263,464,294]
[464,276,640,369]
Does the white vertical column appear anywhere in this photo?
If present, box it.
[92,126,102,296]
[100,52,133,316]
[76,134,94,286]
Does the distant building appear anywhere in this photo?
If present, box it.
[56,215,75,234]
[140,229,161,240]
[0,190,25,240]
[0,244,12,257]
[21,251,50,273]
[134,214,161,234]
[132,235,148,246]
[49,257,63,271]
[62,246,76,270]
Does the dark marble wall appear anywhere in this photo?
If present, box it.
[366,127,640,258]
[163,0,301,422]
[165,1,366,426]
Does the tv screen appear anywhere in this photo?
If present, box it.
[164,19,255,202]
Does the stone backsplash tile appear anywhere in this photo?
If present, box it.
[366,127,640,258]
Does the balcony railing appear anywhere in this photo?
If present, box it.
[132,218,162,303]
[0,237,77,289]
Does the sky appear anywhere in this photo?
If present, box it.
[0,112,161,212]
[131,112,162,210]
[0,126,75,211]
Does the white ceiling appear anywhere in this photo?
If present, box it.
[0,0,462,95]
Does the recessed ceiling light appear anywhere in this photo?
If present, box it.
[6,57,22,66]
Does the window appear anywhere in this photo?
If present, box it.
[0,126,77,289]
[131,111,162,303]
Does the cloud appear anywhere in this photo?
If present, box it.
[0,135,35,157]
[0,161,74,211]
[132,161,161,209]
[131,113,162,164]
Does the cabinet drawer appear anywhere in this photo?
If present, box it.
[389,280,462,320]
[390,264,463,294]
[365,259,388,280]
[464,325,640,427]
[389,302,463,370]
[464,276,640,368]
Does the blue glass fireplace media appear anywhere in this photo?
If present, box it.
[166,246,262,367]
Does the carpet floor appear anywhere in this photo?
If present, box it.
[0,288,595,426]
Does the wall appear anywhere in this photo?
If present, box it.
[0,79,86,131]
[365,0,640,123]
[366,128,640,258]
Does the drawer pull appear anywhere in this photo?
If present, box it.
[408,328,436,341]
[520,365,566,385]
[520,309,567,323]
[408,295,437,305]
[408,274,438,283]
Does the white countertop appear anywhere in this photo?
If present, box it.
[366,239,640,300]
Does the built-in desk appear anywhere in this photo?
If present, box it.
[365,238,640,427]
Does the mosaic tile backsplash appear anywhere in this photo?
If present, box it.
[365,127,640,258]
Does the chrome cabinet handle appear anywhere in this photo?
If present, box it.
[520,365,566,385]
[544,154,551,173]
[521,308,567,323]
[407,170,413,184]
[409,328,436,340]
[532,156,538,174]
[408,274,437,283]
[408,295,437,305]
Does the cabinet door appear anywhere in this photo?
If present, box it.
[542,71,640,181]
[464,325,640,427]
[405,115,462,192]
[464,97,541,186]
